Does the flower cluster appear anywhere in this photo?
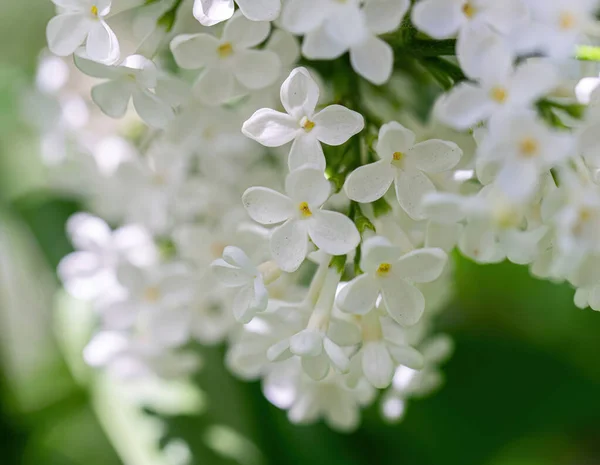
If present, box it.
[35,0,600,432]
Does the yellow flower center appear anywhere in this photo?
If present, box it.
[462,2,476,18]
[519,137,539,157]
[490,86,508,103]
[376,263,392,277]
[299,202,312,218]
[572,207,593,236]
[393,151,403,161]
[91,5,99,17]
[559,11,576,30]
[143,286,161,303]
[218,42,234,58]
[300,116,315,132]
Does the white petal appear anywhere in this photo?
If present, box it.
[344,160,394,203]
[242,187,293,225]
[394,248,447,283]
[91,80,131,118]
[301,352,330,380]
[436,82,493,130]
[327,319,361,346]
[193,0,234,26]
[131,89,174,129]
[457,23,513,82]
[364,0,409,34]
[312,105,364,146]
[425,221,463,252]
[223,11,271,47]
[193,66,235,106]
[288,134,326,172]
[266,339,292,362]
[266,29,300,68]
[170,33,219,69]
[411,0,463,39]
[496,161,539,201]
[421,192,467,223]
[47,14,90,57]
[407,139,462,173]
[336,273,380,315]
[509,60,560,104]
[234,50,281,90]
[362,341,394,388]
[360,235,403,273]
[86,20,120,65]
[233,280,268,323]
[308,210,360,256]
[285,166,330,206]
[210,259,250,287]
[302,26,347,60]
[350,36,393,85]
[376,121,416,162]
[323,338,350,373]
[280,67,319,120]
[290,329,323,356]
[387,344,424,369]
[74,53,121,79]
[270,219,309,272]
[236,0,281,22]
[281,0,326,34]
[394,167,436,220]
[66,213,111,251]
[380,276,425,326]
[242,108,298,147]
[324,4,368,48]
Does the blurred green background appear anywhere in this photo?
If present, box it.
[1,2,600,465]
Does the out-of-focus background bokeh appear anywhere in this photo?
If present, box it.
[1,2,600,464]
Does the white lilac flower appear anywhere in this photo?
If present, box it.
[336,236,447,326]
[411,0,528,40]
[436,59,559,131]
[211,246,282,323]
[193,0,281,26]
[74,54,176,128]
[344,121,462,220]
[242,166,361,272]
[242,67,364,171]
[170,12,281,106]
[477,110,573,200]
[58,213,157,300]
[47,0,120,64]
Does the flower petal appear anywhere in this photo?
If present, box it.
[336,274,380,315]
[308,210,360,256]
[301,352,330,380]
[312,105,364,146]
[406,139,462,173]
[242,186,294,225]
[323,338,350,373]
[131,89,174,129]
[242,108,299,147]
[47,13,91,57]
[394,248,447,283]
[270,219,309,272]
[387,344,424,369]
[302,26,347,60]
[234,50,281,90]
[350,36,393,85]
[210,259,250,287]
[360,235,403,274]
[193,0,234,26]
[285,166,330,206]
[380,276,425,326]
[91,80,132,118]
[411,0,463,39]
[223,11,271,47]
[281,0,327,34]
[436,82,493,130]
[235,0,281,22]
[394,167,436,220]
[86,20,120,65]
[288,134,326,172]
[280,67,320,120]
[290,329,323,356]
[376,121,416,162]
[344,160,394,203]
[193,66,236,106]
[362,341,394,388]
[170,33,219,69]
[364,0,409,35]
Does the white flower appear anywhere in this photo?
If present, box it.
[74,54,175,128]
[211,246,282,323]
[170,12,281,106]
[193,0,281,26]
[344,121,462,220]
[283,0,409,85]
[242,166,361,272]
[47,0,120,64]
[242,67,364,171]
[411,0,528,40]
[436,59,559,131]
[478,110,573,200]
[336,236,447,326]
